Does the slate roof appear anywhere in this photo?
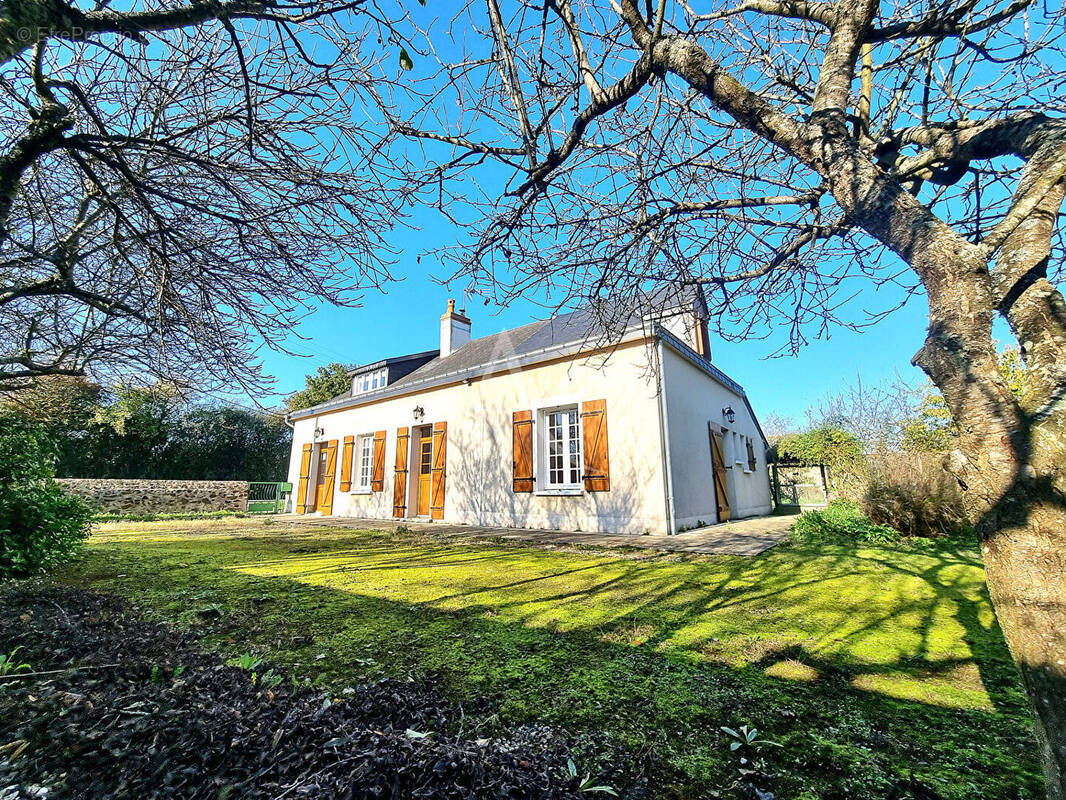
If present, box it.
[286,301,756,436]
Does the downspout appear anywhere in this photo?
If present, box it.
[655,337,677,535]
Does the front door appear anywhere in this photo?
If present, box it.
[314,447,330,511]
[416,434,432,516]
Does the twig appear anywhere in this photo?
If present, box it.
[0,663,121,681]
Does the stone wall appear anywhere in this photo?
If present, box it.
[55,479,248,514]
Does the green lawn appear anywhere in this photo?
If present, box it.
[60,519,1041,799]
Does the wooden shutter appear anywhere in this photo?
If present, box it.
[320,440,338,515]
[746,438,758,472]
[371,430,386,491]
[581,399,610,492]
[709,426,731,522]
[296,443,313,513]
[430,421,447,520]
[512,410,534,493]
[393,427,409,517]
[339,435,354,492]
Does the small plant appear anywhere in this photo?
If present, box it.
[260,669,283,688]
[564,758,618,795]
[238,652,263,671]
[173,665,186,678]
[0,647,31,676]
[721,725,781,753]
[395,524,412,534]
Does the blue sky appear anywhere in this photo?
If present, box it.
[252,240,935,426]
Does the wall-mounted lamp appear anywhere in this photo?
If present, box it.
[413,405,425,421]
[722,406,736,424]
[313,426,325,440]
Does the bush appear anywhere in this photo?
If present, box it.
[791,499,901,545]
[861,454,968,538]
[0,412,92,578]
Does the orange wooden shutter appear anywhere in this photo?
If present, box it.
[372,430,386,492]
[319,440,338,515]
[709,427,731,522]
[430,421,447,520]
[512,410,533,493]
[339,435,354,492]
[296,443,313,513]
[393,427,409,517]
[581,399,610,492]
[746,438,757,472]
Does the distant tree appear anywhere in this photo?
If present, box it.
[807,377,913,454]
[759,412,797,441]
[0,375,107,476]
[2,378,289,479]
[88,383,183,477]
[162,407,290,481]
[900,394,957,454]
[284,363,353,412]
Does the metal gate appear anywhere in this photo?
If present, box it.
[247,482,291,513]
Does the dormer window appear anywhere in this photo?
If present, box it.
[352,367,387,396]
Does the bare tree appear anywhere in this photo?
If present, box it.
[0,0,404,393]
[372,1,1066,793]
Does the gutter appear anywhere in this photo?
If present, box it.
[655,338,677,535]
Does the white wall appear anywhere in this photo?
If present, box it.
[660,345,773,529]
[287,341,669,534]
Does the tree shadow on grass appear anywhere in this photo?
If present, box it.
[70,528,1044,800]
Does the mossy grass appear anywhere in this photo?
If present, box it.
[58,519,1042,799]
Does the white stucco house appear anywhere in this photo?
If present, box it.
[285,298,772,534]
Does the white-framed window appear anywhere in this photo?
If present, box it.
[355,434,374,492]
[352,368,387,396]
[539,405,582,491]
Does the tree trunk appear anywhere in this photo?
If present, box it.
[980,484,1066,799]
[914,249,1066,797]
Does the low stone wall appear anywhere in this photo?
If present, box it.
[55,479,248,515]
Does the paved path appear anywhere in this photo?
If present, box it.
[273,511,797,556]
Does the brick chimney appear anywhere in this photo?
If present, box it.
[440,298,471,357]
[692,286,711,360]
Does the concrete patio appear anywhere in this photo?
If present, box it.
[273,509,798,556]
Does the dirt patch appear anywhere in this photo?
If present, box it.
[0,583,585,799]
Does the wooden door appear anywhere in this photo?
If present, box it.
[313,447,330,510]
[313,442,337,514]
[709,428,731,523]
[416,434,432,516]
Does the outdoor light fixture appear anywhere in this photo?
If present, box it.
[413,405,425,421]
[722,406,736,424]
[313,426,325,440]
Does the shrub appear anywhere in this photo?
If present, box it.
[773,425,867,496]
[791,499,901,545]
[861,453,968,538]
[0,411,92,578]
